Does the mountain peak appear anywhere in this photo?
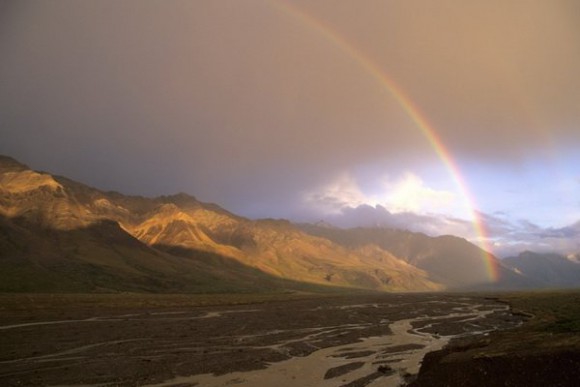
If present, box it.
[0,160,63,195]
[158,192,199,203]
[313,220,337,229]
[0,155,30,173]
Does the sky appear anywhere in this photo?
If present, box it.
[1,0,579,257]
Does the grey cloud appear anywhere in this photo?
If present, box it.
[538,221,580,239]
[318,204,473,239]
[480,214,580,257]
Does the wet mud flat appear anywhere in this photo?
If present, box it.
[0,293,522,386]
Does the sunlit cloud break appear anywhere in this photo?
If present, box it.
[304,171,462,218]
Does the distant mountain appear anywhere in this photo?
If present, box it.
[0,155,440,293]
[503,251,580,288]
[298,224,535,290]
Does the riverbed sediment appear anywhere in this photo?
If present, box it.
[0,293,522,386]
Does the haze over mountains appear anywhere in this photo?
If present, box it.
[0,155,577,293]
[503,251,580,289]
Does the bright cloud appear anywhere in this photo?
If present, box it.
[303,175,580,257]
[304,171,459,217]
[379,173,456,214]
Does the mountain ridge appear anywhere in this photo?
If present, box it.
[503,251,580,288]
[0,154,552,293]
[297,224,535,290]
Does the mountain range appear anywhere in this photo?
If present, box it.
[0,155,577,293]
[503,251,580,289]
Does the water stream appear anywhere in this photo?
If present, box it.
[147,302,508,387]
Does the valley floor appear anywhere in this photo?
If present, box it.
[0,292,524,386]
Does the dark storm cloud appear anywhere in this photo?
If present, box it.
[0,1,422,202]
[1,0,579,238]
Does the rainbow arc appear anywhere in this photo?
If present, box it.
[269,0,499,281]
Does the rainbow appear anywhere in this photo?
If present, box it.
[268,0,499,281]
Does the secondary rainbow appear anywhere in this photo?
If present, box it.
[268,0,500,281]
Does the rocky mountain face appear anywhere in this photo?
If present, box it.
[0,157,317,293]
[0,156,442,293]
[503,251,580,288]
[298,224,535,290]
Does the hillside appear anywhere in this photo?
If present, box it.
[0,155,440,293]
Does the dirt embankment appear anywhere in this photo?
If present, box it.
[410,291,580,387]
[411,339,580,386]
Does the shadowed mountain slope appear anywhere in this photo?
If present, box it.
[0,213,332,293]
[503,251,580,288]
[298,224,536,290]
